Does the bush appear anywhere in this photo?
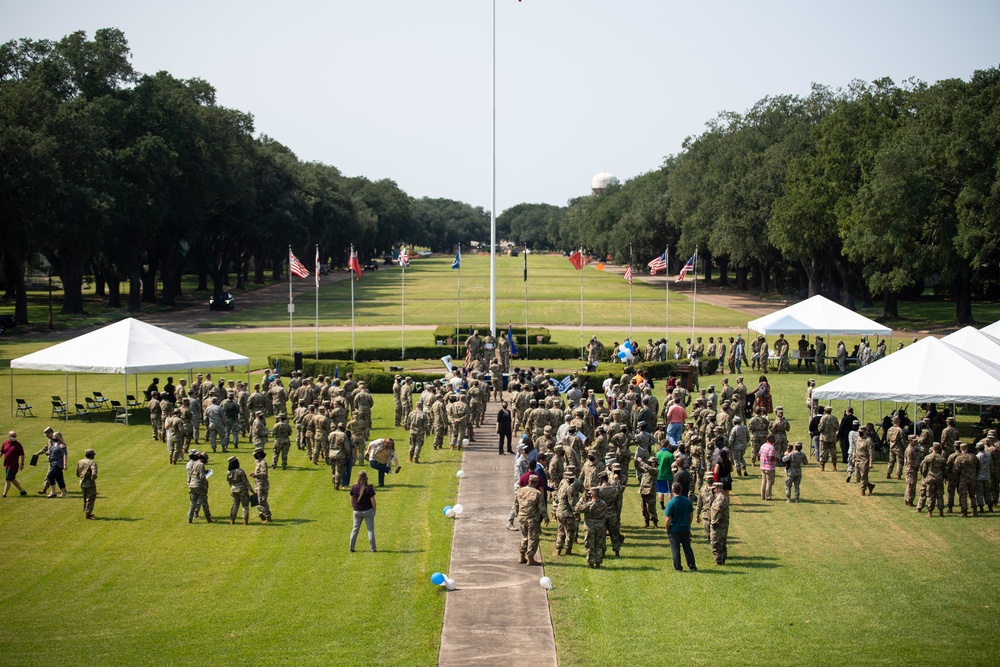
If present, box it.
[267,357,448,394]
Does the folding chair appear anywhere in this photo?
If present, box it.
[85,397,101,412]
[74,403,93,422]
[16,398,33,417]
[113,404,130,426]
[51,401,68,419]
[91,391,110,410]
[127,395,141,409]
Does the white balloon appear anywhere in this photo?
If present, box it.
[444,577,457,591]
[456,470,466,478]
[462,438,470,446]
[453,504,464,515]
[539,576,553,590]
[445,508,456,518]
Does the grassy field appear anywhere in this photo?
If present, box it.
[203,254,746,329]
[3,267,1000,665]
[0,333,460,667]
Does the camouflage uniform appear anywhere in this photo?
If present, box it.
[405,405,428,463]
[747,412,769,466]
[250,457,271,522]
[574,494,608,567]
[227,464,251,525]
[186,456,212,522]
[885,425,907,479]
[431,398,448,450]
[447,397,470,450]
[783,448,808,501]
[148,396,163,441]
[636,458,658,527]
[251,414,268,450]
[854,435,875,495]
[904,442,921,506]
[696,480,714,541]
[709,489,730,565]
[514,483,543,563]
[818,411,840,469]
[554,474,583,554]
[917,449,946,516]
[76,455,98,518]
[945,447,962,512]
[271,417,293,469]
[954,449,979,516]
[392,377,403,427]
[327,426,349,491]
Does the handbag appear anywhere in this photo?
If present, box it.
[29,454,39,467]
[249,493,259,507]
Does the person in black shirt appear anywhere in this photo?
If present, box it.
[497,401,513,455]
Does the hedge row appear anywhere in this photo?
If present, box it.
[270,343,579,365]
[432,325,552,345]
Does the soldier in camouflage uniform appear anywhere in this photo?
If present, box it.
[904,436,922,507]
[954,443,979,517]
[818,406,840,471]
[327,422,349,491]
[447,395,470,450]
[514,475,543,565]
[406,402,429,463]
[696,473,715,541]
[885,416,907,479]
[729,415,749,477]
[238,384,251,437]
[179,398,194,455]
[916,443,946,517]
[945,442,962,513]
[186,451,213,523]
[312,407,332,466]
[165,408,184,465]
[782,442,808,502]
[392,375,403,427]
[76,449,98,519]
[250,449,271,523]
[431,395,449,450]
[468,380,484,428]
[251,411,268,451]
[271,413,292,469]
[148,392,163,442]
[636,456,659,527]
[554,466,582,555]
[854,427,876,495]
[984,430,999,509]
[940,417,960,458]
[769,406,790,455]
[709,482,729,565]
[575,486,608,568]
[598,466,625,556]
[747,408,769,468]
[400,377,413,424]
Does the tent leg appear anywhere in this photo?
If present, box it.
[65,372,69,423]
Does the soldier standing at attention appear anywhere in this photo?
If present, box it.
[854,427,876,496]
[954,443,979,517]
[186,451,213,523]
[940,417,960,458]
[748,408,769,468]
[514,475,543,565]
[916,443,946,517]
[148,391,163,442]
[405,401,428,464]
[975,442,993,513]
[709,481,729,565]
[271,414,292,470]
[226,456,251,526]
[885,416,906,479]
[447,395,469,450]
[251,411,268,451]
[553,466,582,556]
[636,456,659,528]
[250,449,271,523]
[400,377,414,424]
[75,449,98,519]
[904,436,922,507]
[783,442,808,502]
[392,375,403,427]
[575,487,608,568]
[818,406,840,472]
[327,423,349,491]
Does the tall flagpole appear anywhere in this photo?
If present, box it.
[488,0,497,338]
[401,258,406,360]
[350,245,356,362]
[456,244,461,359]
[314,244,319,360]
[628,244,633,340]
[288,246,293,356]
[691,249,698,344]
[579,246,585,361]
[523,247,529,360]
[665,245,670,345]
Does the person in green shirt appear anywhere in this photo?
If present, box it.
[655,445,675,509]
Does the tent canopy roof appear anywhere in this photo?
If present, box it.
[11,318,250,374]
[982,319,1000,338]
[811,336,1000,404]
[747,295,892,336]
[941,326,1000,365]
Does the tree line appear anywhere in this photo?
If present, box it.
[0,29,490,321]
[499,72,1000,322]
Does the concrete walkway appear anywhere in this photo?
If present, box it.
[438,400,558,667]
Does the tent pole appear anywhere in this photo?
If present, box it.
[124,374,129,426]
[8,367,12,418]
[65,372,69,422]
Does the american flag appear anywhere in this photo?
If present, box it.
[315,245,320,287]
[624,264,632,284]
[675,252,697,282]
[349,248,362,280]
[289,249,310,278]
[647,252,667,273]
[398,248,410,267]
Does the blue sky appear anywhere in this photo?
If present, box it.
[3,1,999,213]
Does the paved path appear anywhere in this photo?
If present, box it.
[438,400,558,667]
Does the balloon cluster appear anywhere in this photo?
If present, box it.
[431,572,457,590]
[442,504,464,518]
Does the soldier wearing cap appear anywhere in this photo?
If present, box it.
[983,429,999,508]
[818,406,840,472]
[164,408,184,465]
[553,464,583,555]
[940,417,960,458]
[783,442,808,502]
[636,455,659,527]
[574,486,608,568]
[186,451,214,523]
[696,473,715,540]
[514,474,543,565]
[885,416,907,479]
[251,410,268,451]
[405,401,429,464]
[392,375,403,427]
[709,481,729,565]
[221,391,240,449]
[271,413,293,469]
[916,443,946,517]
[75,448,98,519]
[770,406,790,454]
[226,456,251,525]
[250,449,271,523]
[904,435,922,507]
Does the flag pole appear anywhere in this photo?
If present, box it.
[691,249,698,344]
[488,0,497,338]
[288,245,294,357]
[523,247,529,360]
[579,246,585,362]
[350,245,356,362]
[401,255,406,361]
[628,244,633,340]
[315,244,319,360]
[456,244,461,360]
[665,245,670,346]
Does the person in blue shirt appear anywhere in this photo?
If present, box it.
[664,481,697,572]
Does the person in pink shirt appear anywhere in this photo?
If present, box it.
[666,402,687,448]
[758,434,777,501]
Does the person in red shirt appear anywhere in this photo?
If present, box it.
[2,431,28,497]
[666,402,687,447]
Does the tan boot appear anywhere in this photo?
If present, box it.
[518,554,527,564]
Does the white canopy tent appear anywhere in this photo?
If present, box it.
[747,294,892,336]
[811,336,1000,405]
[10,318,250,422]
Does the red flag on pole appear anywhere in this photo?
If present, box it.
[568,250,583,270]
[349,249,363,280]
[289,250,310,278]
[624,264,632,284]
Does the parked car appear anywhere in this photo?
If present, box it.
[383,253,394,266]
[417,250,433,258]
[364,261,379,272]
[209,292,235,311]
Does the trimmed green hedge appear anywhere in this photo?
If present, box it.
[575,358,721,393]
[433,325,552,346]
[267,357,447,394]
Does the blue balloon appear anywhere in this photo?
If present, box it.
[618,351,627,359]
[431,572,446,585]
[443,506,453,516]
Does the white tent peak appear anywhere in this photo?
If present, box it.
[11,318,249,374]
[941,326,1000,365]
[747,295,891,337]
[981,319,1000,338]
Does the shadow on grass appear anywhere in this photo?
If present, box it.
[268,518,317,525]
[688,568,745,576]
[92,516,143,522]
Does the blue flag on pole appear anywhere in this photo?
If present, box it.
[508,323,518,356]
[452,250,461,270]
